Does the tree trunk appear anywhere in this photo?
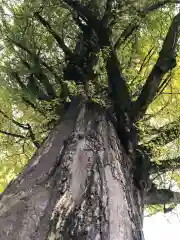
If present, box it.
[0,98,144,240]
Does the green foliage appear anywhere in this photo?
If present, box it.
[0,0,179,209]
[146,205,164,216]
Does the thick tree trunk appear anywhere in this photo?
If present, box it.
[0,98,144,240]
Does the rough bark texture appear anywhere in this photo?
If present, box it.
[0,99,144,240]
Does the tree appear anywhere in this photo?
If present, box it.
[0,0,180,239]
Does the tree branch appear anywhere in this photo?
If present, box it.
[115,0,180,50]
[106,50,132,112]
[63,0,100,31]
[9,37,59,89]
[144,0,180,13]
[149,118,180,146]
[11,71,54,106]
[102,0,115,27]
[145,187,180,205]
[26,124,41,148]
[151,157,180,174]
[34,12,73,57]
[0,109,41,148]
[11,71,27,90]
[103,47,133,152]
[0,130,26,139]
[22,97,46,116]
[0,109,29,130]
[115,24,138,50]
[20,58,56,98]
[132,11,180,121]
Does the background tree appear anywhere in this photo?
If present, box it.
[0,0,180,239]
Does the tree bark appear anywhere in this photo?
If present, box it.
[0,98,144,240]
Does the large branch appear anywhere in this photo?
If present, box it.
[151,157,180,174]
[102,47,133,151]
[132,11,180,121]
[34,12,73,57]
[106,50,132,112]
[102,0,115,27]
[145,188,180,205]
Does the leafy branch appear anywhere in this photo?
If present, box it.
[132,11,180,121]
[0,109,40,148]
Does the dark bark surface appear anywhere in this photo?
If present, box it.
[0,99,144,240]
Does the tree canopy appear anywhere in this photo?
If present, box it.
[0,0,180,215]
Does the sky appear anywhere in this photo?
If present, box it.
[143,206,180,240]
